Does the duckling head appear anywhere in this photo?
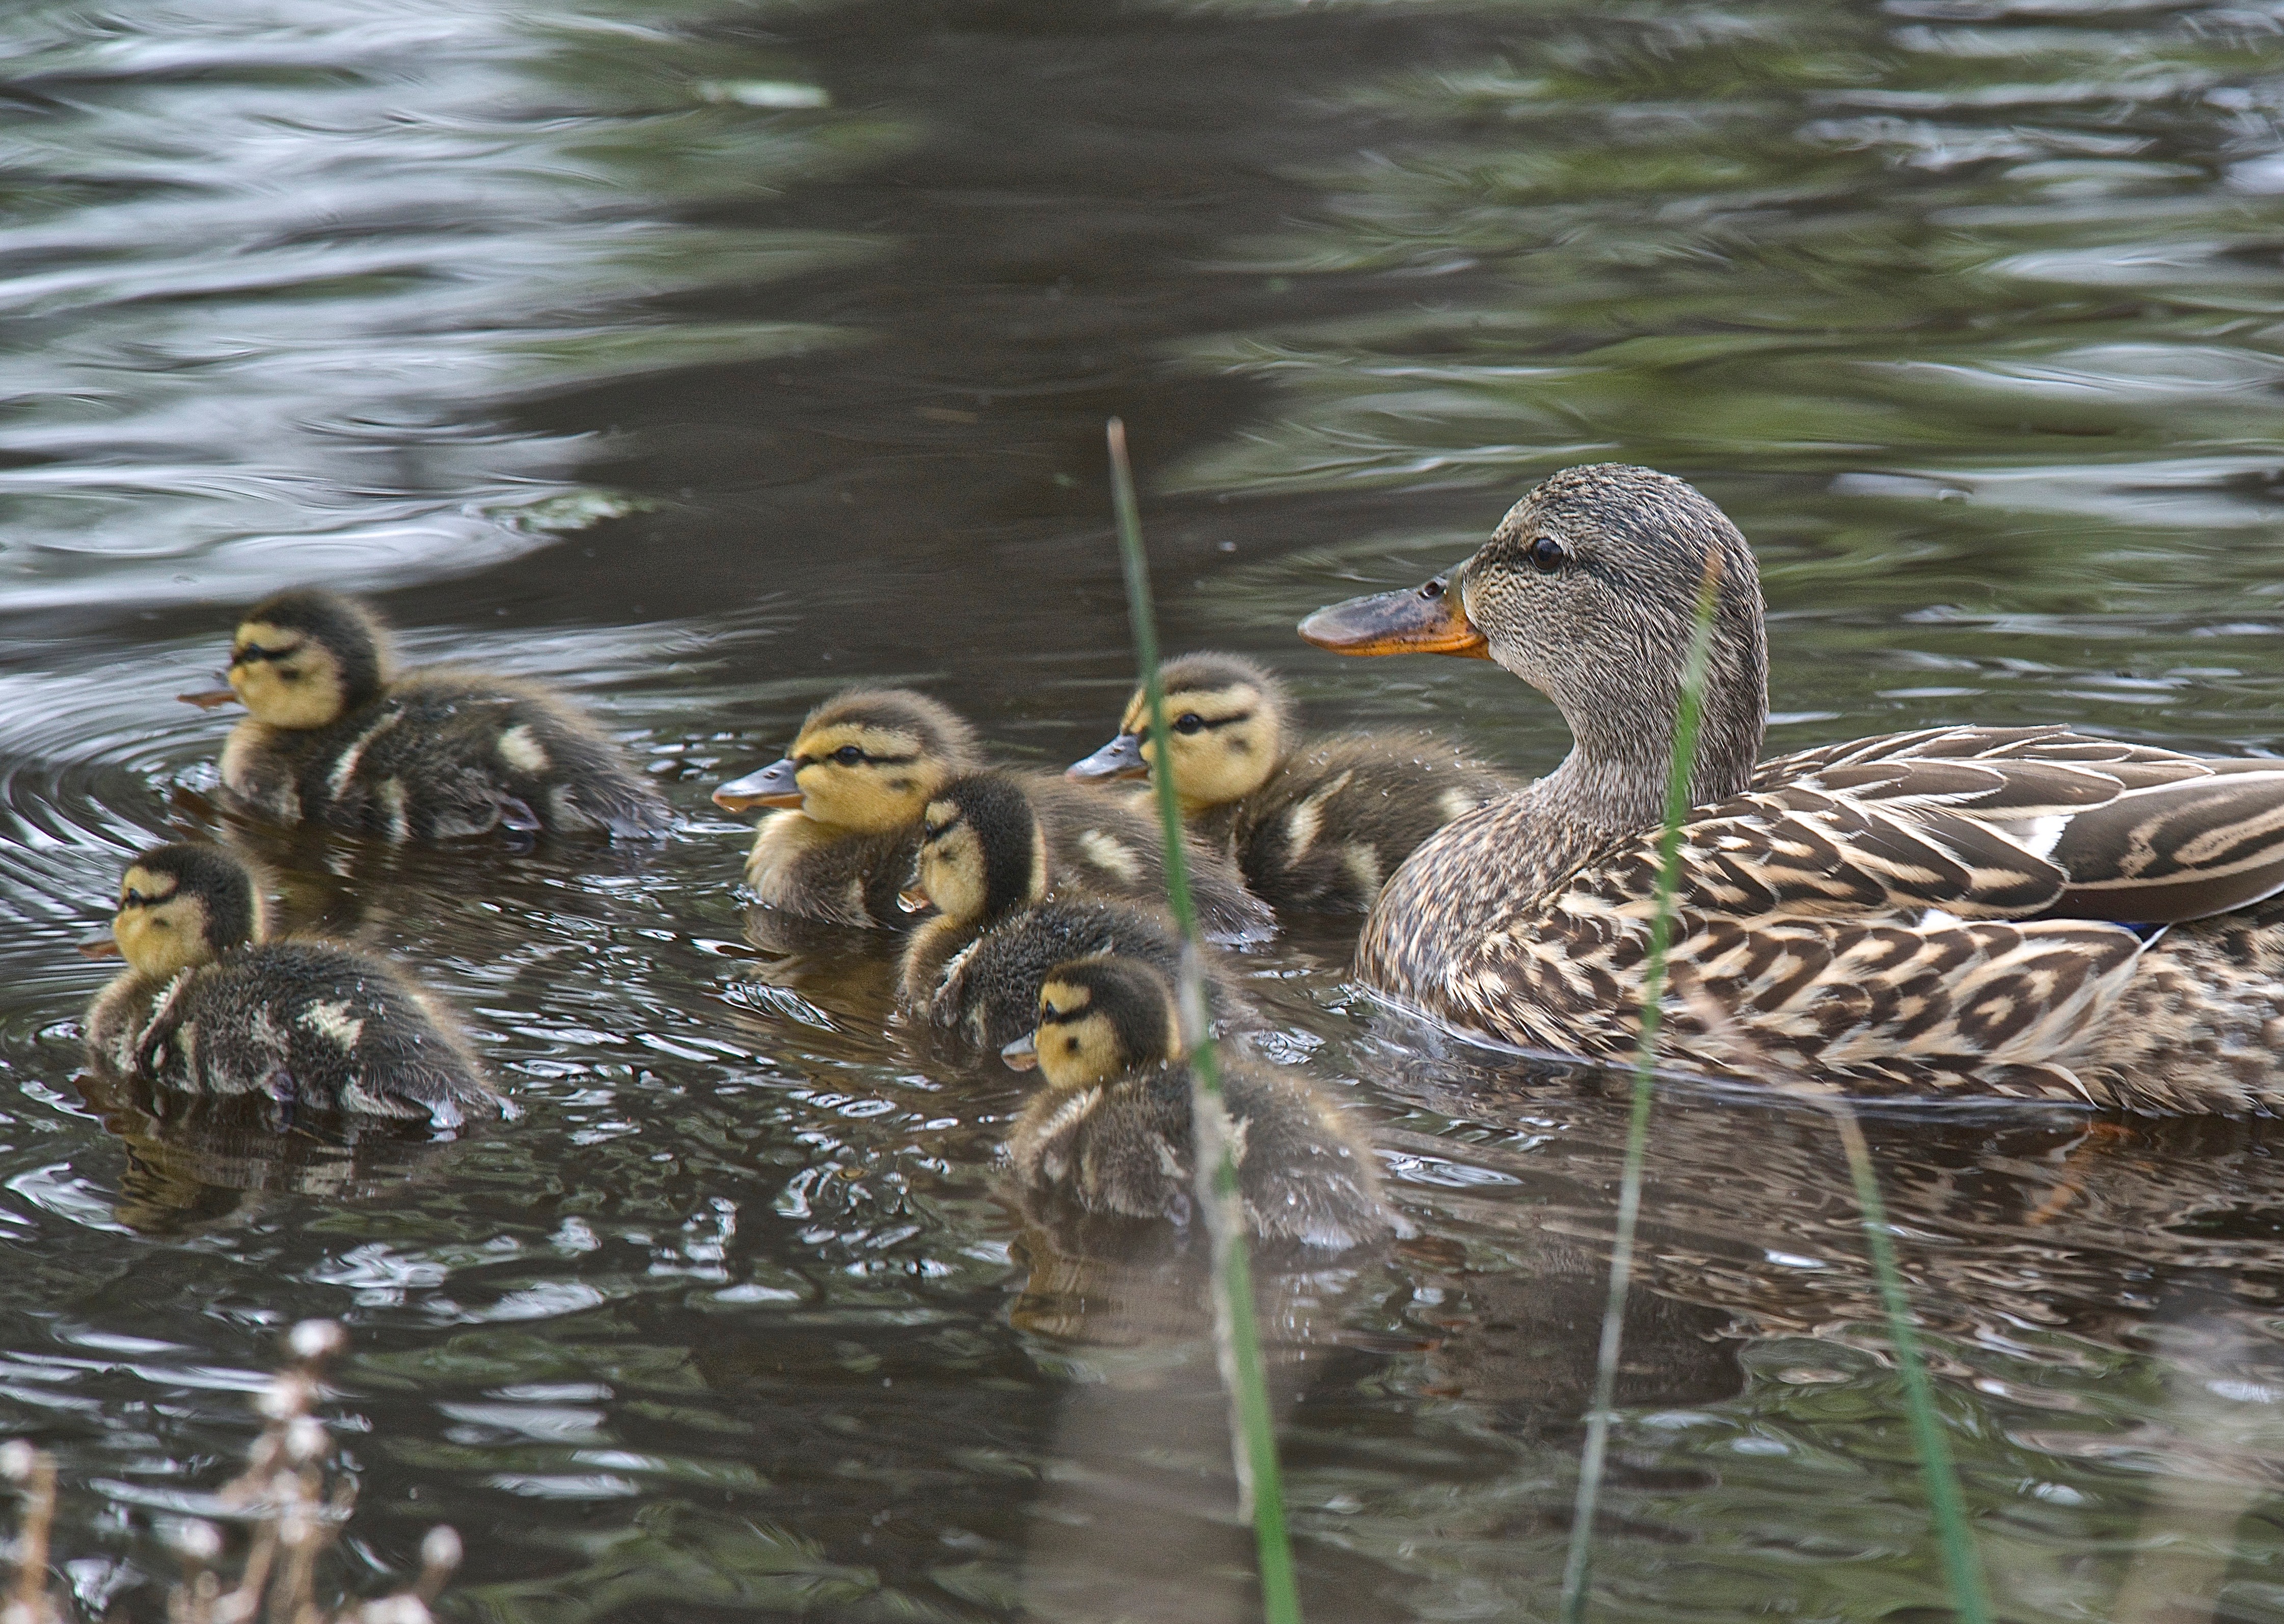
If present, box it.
[91,843,267,981]
[1299,463,1768,818]
[1002,956,1181,1085]
[1067,653,1296,812]
[902,772,1048,928]
[185,589,391,730]
[713,688,979,833]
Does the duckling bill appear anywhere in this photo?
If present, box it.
[190,588,671,842]
[1003,956,1395,1251]
[83,842,498,1128]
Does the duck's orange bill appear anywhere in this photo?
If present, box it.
[1296,576,1489,659]
[177,687,239,709]
[78,934,120,959]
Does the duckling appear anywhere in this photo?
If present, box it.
[1002,956,1395,1250]
[718,690,1273,938]
[1068,652,1516,914]
[898,772,1253,1051]
[81,842,497,1126]
[183,589,671,842]
[712,688,984,928]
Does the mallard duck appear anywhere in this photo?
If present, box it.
[721,690,1275,938]
[1001,955,1395,1249]
[1068,652,1517,914]
[1300,461,2284,1113]
[183,589,670,841]
[898,772,1254,1050]
[80,843,497,1127]
[713,688,984,928]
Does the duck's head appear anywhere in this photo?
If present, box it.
[1066,653,1297,811]
[180,589,391,730]
[83,843,266,980]
[1298,464,1768,814]
[1001,956,1180,1084]
[713,689,980,832]
[900,772,1049,927]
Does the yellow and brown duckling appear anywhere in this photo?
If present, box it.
[1302,461,2284,1113]
[81,842,497,1127]
[184,588,670,842]
[1002,956,1395,1250]
[898,772,1254,1051]
[719,689,1274,938]
[713,688,984,928]
[1068,652,1515,914]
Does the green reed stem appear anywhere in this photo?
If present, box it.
[1108,418,1301,1624]
[1821,1101,1994,1623]
[1558,557,1720,1624]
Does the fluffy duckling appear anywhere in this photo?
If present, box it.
[81,843,497,1127]
[184,589,670,842]
[1068,652,1515,914]
[1002,956,1395,1250]
[899,773,1253,1051]
[719,691,1272,938]
[713,688,984,928]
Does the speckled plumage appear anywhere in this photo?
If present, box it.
[1007,957,1394,1250]
[212,589,669,842]
[1314,464,2284,1113]
[84,844,496,1125]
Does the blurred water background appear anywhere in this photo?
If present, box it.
[8,0,2284,1617]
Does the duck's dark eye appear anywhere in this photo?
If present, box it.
[1173,713,1205,735]
[1526,535,1568,573]
[121,888,144,908]
[1420,577,1446,600]
[832,745,865,766]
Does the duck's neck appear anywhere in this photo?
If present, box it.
[1542,652,1766,834]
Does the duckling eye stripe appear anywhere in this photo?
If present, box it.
[230,644,288,667]
[798,750,919,767]
[923,813,963,842]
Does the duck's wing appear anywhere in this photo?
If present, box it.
[1561,785,2068,926]
[1756,726,2284,922]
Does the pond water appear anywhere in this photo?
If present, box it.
[6,0,2284,1617]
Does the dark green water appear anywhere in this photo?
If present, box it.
[7,0,2284,1617]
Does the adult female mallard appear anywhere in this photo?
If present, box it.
[184,589,670,841]
[1300,462,2284,1113]
[1066,652,1516,914]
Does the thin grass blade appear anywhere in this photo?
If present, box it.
[1558,553,1721,1623]
[1107,417,1302,1624]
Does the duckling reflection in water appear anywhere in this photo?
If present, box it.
[1070,652,1517,915]
[898,772,1253,1051]
[81,843,498,1128]
[1003,956,1395,1251]
[184,588,671,841]
[718,687,1272,938]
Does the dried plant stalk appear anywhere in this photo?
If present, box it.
[5,1320,459,1624]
